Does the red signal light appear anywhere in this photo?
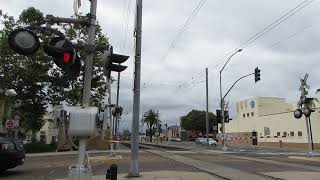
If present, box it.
[63,52,71,64]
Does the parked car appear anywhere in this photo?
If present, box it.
[170,138,182,142]
[195,137,206,144]
[200,138,217,146]
[22,139,31,145]
[0,138,25,172]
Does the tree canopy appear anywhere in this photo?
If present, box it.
[180,109,217,134]
[141,109,161,142]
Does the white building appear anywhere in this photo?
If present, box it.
[225,97,320,148]
[26,112,59,144]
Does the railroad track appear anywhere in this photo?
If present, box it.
[122,142,284,180]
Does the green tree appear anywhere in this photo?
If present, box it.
[141,109,161,142]
[180,110,217,135]
[122,129,131,141]
[0,8,49,140]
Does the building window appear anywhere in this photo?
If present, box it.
[298,131,302,136]
[290,131,294,136]
[277,132,280,136]
[283,132,287,137]
[243,114,245,118]
[251,112,254,116]
[247,113,249,117]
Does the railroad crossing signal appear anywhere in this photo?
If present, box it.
[44,37,81,78]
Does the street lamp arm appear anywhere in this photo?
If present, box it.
[220,49,242,73]
[223,73,254,100]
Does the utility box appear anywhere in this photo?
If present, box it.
[69,107,98,137]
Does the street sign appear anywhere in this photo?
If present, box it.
[6,120,15,129]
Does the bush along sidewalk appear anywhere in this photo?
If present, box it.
[24,142,57,153]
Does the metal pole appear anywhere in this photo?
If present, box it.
[78,0,97,166]
[219,49,242,151]
[220,71,225,151]
[308,117,314,150]
[304,115,313,155]
[108,80,114,156]
[130,0,142,176]
[205,68,209,149]
[115,71,120,137]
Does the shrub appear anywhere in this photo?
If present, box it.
[24,142,56,153]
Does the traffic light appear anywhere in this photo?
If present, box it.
[102,46,129,80]
[112,106,123,117]
[224,111,230,123]
[216,110,222,123]
[254,67,261,83]
[44,37,81,78]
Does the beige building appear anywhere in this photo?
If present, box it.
[225,97,320,148]
[26,112,59,144]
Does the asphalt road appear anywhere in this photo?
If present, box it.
[2,142,320,180]
[0,146,197,180]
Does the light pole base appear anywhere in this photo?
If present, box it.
[307,151,314,157]
[67,165,92,180]
[222,146,228,152]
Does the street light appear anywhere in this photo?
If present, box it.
[219,49,242,151]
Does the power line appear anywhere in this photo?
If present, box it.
[121,0,133,52]
[119,0,127,51]
[173,0,314,94]
[146,0,207,83]
[268,25,312,49]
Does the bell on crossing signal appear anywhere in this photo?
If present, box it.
[102,46,129,80]
[44,37,81,78]
[254,67,261,83]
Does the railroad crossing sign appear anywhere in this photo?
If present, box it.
[5,120,15,129]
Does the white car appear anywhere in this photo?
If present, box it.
[196,137,206,144]
[201,138,217,146]
[170,138,181,142]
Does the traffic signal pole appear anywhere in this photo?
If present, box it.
[130,0,143,176]
[205,68,209,149]
[79,0,97,166]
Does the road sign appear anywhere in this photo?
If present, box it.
[6,120,15,129]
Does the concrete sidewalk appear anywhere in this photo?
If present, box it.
[26,150,135,157]
[56,171,219,180]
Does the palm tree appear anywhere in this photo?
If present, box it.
[141,109,161,142]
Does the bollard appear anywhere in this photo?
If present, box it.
[106,164,118,180]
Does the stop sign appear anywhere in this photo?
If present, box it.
[6,120,15,129]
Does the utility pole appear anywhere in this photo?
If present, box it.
[78,0,97,167]
[130,0,142,176]
[205,68,209,148]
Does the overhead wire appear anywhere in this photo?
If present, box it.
[121,0,133,53]
[119,0,127,52]
[144,0,207,85]
[173,0,315,94]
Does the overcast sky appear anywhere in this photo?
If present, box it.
[1,0,320,132]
